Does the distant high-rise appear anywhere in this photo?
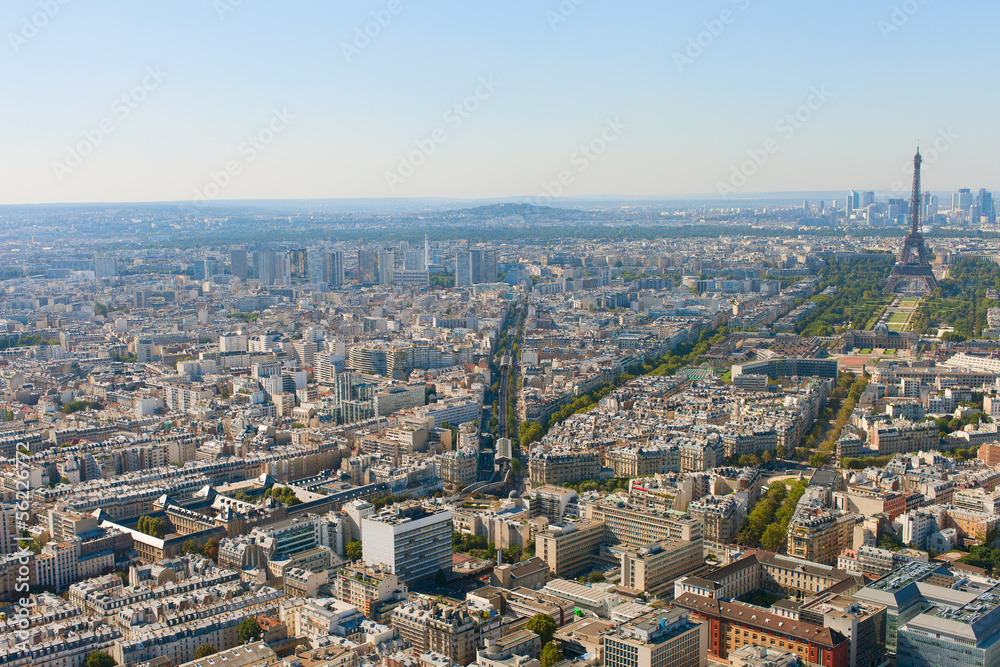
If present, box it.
[377,250,396,285]
[230,248,248,281]
[278,252,291,284]
[455,249,497,286]
[455,251,472,287]
[861,191,875,208]
[887,198,908,224]
[358,250,378,285]
[329,251,345,286]
[470,250,483,284]
[257,250,275,285]
[483,249,497,283]
[979,188,994,223]
[307,249,346,286]
[94,256,118,278]
[403,249,426,271]
[953,188,973,215]
[134,337,154,363]
[193,259,215,281]
[307,248,325,285]
[289,249,309,281]
[257,250,290,286]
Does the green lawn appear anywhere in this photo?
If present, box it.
[889,313,908,323]
[859,348,873,354]
[884,349,897,355]
[745,593,784,608]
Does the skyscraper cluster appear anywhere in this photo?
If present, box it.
[455,248,498,287]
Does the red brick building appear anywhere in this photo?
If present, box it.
[674,593,850,667]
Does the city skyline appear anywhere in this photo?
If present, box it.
[1,0,997,205]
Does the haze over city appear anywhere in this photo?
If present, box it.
[1,0,997,205]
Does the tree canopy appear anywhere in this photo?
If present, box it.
[237,617,262,643]
[85,651,116,667]
[194,645,217,659]
[540,642,564,667]
[525,613,557,647]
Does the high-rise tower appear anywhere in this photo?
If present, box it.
[884,149,938,295]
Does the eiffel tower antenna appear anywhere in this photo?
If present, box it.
[884,147,938,295]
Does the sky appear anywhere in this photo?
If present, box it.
[0,0,996,205]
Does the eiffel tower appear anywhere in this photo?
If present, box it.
[884,149,939,295]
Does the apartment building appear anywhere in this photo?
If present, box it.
[688,495,743,547]
[330,563,407,622]
[786,505,861,566]
[675,593,849,667]
[581,498,702,547]
[674,550,854,602]
[603,608,707,667]
[392,600,478,666]
[362,502,452,584]
[535,519,605,577]
[870,419,939,455]
[527,485,578,522]
[528,448,601,486]
[799,592,887,667]
[619,538,705,599]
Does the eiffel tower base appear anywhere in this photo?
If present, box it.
[883,267,938,295]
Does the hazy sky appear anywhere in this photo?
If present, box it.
[0,0,995,205]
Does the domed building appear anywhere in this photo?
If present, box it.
[843,321,919,352]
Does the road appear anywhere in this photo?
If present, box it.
[763,463,815,487]
[497,301,522,441]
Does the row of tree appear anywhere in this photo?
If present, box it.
[811,374,870,467]
[794,258,895,336]
[0,334,60,350]
[181,537,220,561]
[136,515,167,538]
[912,259,1000,337]
[62,400,102,414]
[518,326,731,448]
[371,493,412,511]
[561,478,629,494]
[525,614,563,667]
[263,485,302,506]
[737,480,807,551]
[452,531,531,563]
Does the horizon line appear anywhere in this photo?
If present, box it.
[0,190,972,209]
